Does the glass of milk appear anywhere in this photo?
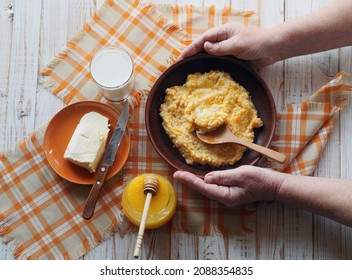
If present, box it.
[90,46,134,103]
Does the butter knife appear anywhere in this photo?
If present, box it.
[82,102,129,220]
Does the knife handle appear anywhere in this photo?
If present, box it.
[82,163,110,220]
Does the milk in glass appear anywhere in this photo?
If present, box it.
[90,47,134,102]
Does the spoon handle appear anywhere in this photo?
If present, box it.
[237,138,286,163]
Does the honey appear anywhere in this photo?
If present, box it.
[122,173,176,229]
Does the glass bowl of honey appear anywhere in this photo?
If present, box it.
[122,173,177,229]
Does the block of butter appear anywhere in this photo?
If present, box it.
[64,112,110,173]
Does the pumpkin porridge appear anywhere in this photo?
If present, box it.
[160,70,263,166]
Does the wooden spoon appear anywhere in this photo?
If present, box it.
[196,125,286,163]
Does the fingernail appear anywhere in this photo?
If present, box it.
[204,173,213,183]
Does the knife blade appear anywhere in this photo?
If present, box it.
[82,102,129,220]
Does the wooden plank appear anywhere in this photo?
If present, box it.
[279,0,315,259]
[311,52,344,258]
[67,0,96,39]
[339,46,352,259]
[36,0,96,127]
[228,231,258,260]
[4,0,41,149]
[255,0,286,260]
[197,235,228,260]
[171,232,198,260]
[223,0,262,260]
[142,230,172,260]
[309,0,347,261]
[255,202,285,259]
[83,234,133,259]
[0,0,42,259]
[114,232,138,260]
[0,0,14,260]
[0,0,13,153]
[209,0,284,260]
[35,0,68,128]
[316,34,352,260]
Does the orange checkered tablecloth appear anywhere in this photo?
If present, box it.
[0,0,351,259]
[268,71,352,174]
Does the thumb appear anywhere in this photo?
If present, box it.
[204,169,241,186]
[203,39,236,56]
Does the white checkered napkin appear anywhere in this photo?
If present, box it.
[40,0,190,106]
[268,72,352,175]
[156,4,258,39]
[0,126,125,259]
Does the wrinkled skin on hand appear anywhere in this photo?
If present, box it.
[179,24,279,69]
[174,165,285,207]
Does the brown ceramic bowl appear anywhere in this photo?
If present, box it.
[145,53,276,178]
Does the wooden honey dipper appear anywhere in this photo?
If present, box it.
[133,176,159,259]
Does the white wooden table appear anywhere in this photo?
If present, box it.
[1,0,352,260]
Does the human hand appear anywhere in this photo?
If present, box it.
[173,166,285,206]
[179,24,279,68]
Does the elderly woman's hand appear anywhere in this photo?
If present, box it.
[179,24,279,69]
[173,165,285,206]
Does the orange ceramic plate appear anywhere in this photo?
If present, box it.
[43,101,130,185]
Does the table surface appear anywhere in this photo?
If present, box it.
[1,0,352,260]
